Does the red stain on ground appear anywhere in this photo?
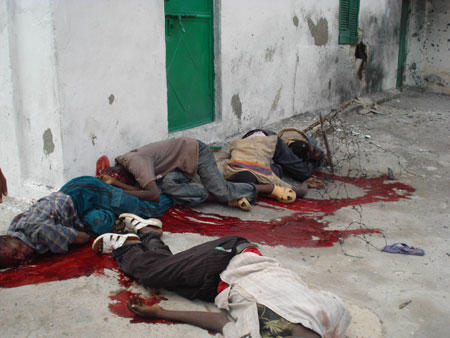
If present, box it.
[0,174,414,326]
[109,289,173,324]
[161,174,414,247]
[0,244,115,288]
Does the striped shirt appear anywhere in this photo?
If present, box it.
[8,192,84,254]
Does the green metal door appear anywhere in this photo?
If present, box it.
[396,0,410,87]
[165,0,214,132]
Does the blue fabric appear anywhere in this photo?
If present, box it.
[272,137,313,182]
[161,141,257,206]
[60,176,174,235]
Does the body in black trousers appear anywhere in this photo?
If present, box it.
[112,233,249,302]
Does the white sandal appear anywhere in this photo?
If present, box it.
[118,213,163,233]
[92,233,139,255]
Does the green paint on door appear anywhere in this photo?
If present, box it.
[397,0,410,88]
[165,0,214,132]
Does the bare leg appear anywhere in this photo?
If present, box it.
[255,184,274,194]
[291,181,308,198]
[290,323,321,338]
[128,296,229,333]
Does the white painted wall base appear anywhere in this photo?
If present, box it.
[0,0,416,200]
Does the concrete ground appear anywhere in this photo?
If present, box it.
[0,88,449,338]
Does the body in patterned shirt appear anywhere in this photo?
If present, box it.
[0,176,174,269]
[0,192,89,269]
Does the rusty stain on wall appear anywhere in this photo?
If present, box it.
[43,128,55,155]
[271,87,282,111]
[307,17,329,46]
[231,94,242,119]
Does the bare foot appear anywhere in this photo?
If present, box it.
[112,219,126,234]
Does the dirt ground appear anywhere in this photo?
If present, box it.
[0,88,449,338]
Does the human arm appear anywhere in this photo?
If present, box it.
[127,296,230,333]
[0,168,7,203]
[29,222,83,254]
[98,174,160,202]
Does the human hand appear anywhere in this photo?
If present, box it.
[0,168,7,203]
[127,295,163,318]
[97,174,116,185]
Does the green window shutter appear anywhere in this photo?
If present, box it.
[339,0,360,45]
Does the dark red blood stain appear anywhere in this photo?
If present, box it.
[0,244,116,288]
[0,174,414,329]
[109,289,173,324]
[161,174,413,247]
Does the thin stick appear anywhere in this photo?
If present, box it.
[320,113,334,175]
[302,101,352,134]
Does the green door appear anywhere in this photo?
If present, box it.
[165,0,214,132]
[396,0,410,87]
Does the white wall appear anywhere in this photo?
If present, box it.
[53,0,168,180]
[175,0,402,141]
[405,0,450,93]
[1,0,404,200]
[0,0,64,200]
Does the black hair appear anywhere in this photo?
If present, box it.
[289,140,310,162]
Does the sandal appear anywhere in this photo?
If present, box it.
[382,243,425,256]
[228,197,252,211]
[118,213,163,233]
[269,185,296,203]
[92,233,139,255]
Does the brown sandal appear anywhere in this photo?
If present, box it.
[269,185,296,203]
[228,197,252,211]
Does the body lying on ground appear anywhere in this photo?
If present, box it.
[0,176,173,269]
[223,129,325,197]
[99,137,297,211]
[92,216,351,338]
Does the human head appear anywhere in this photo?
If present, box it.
[0,235,35,269]
[289,140,311,162]
[99,165,136,186]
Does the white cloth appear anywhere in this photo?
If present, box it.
[215,253,351,338]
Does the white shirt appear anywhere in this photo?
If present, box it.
[215,252,351,338]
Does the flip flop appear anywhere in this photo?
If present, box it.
[382,243,425,256]
[269,185,296,203]
[96,155,110,176]
[228,197,252,211]
[92,233,139,255]
[118,213,163,233]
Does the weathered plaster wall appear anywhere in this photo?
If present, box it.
[405,0,450,93]
[177,0,402,140]
[1,0,404,199]
[53,0,168,180]
[0,0,64,199]
[360,1,402,93]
